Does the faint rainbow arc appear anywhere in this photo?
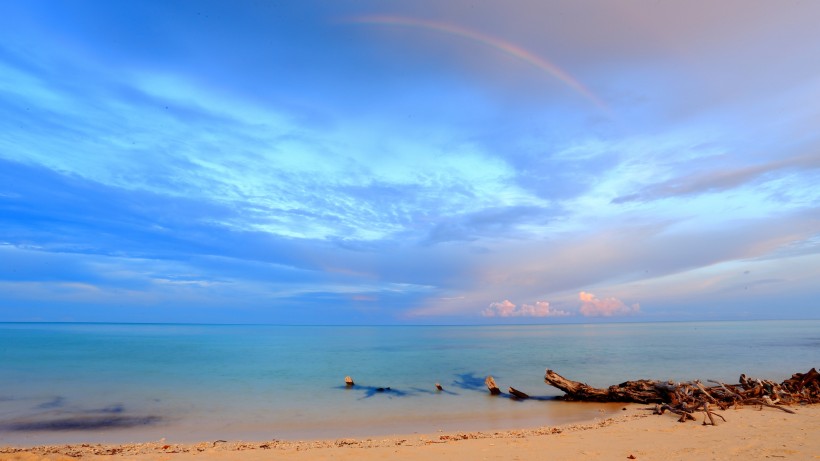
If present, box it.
[344,15,607,110]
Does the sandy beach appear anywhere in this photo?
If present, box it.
[2,403,817,461]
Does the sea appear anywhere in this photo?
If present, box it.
[1,320,817,446]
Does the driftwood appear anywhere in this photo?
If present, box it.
[485,376,501,395]
[544,369,675,403]
[508,387,530,400]
[545,368,818,424]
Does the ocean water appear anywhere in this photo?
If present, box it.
[0,320,817,446]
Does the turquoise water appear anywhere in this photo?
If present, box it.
[0,321,817,445]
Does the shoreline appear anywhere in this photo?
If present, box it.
[0,400,627,448]
[2,403,818,460]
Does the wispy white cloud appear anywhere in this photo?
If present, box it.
[2,1,820,323]
[612,154,820,204]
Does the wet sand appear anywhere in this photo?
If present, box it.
[2,403,817,461]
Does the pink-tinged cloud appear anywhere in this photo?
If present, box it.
[578,291,640,317]
[482,300,570,318]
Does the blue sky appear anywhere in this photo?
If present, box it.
[1,0,818,324]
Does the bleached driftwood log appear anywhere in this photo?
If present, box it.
[544,369,674,403]
[485,376,501,395]
[544,368,818,424]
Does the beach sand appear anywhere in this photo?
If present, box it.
[2,404,817,461]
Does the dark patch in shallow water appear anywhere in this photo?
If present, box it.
[35,396,66,409]
[336,384,411,399]
[359,386,410,399]
[452,372,494,392]
[409,386,459,396]
[449,373,556,401]
[2,415,162,431]
[91,404,125,414]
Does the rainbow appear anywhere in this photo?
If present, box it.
[344,15,607,110]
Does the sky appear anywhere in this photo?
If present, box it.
[1,0,819,324]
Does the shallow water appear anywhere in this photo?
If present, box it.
[0,320,817,445]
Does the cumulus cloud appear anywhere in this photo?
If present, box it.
[482,299,571,317]
[578,291,640,317]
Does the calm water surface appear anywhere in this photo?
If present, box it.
[0,321,817,445]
